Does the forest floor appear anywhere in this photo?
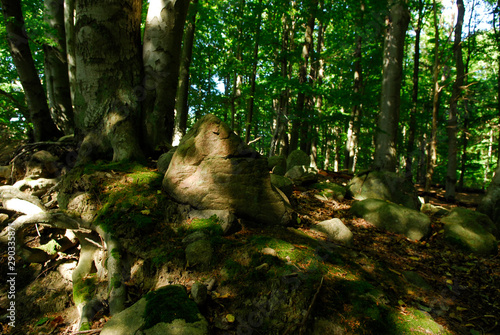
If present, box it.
[1,166,499,335]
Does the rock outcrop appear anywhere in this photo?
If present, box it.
[163,114,293,226]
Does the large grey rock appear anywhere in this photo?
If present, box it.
[284,165,318,185]
[163,114,293,226]
[286,149,310,171]
[441,208,498,255]
[101,285,208,335]
[312,219,353,245]
[478,171,500,229]
[157,148,176,175]
[270,174,293,199]
[347,171,420,210]
[351,199,431,240]
[268,155,287,175]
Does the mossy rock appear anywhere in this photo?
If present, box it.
[286,149,310,171]
[268,155,286,174]
[351,199,430,240]
[441,208,498,255]
[347,171,420,210]
[312,182,346,201]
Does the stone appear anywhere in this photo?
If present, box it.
[351,199,431,240]
[421,203,449,217]
[347,170,421,210]
[270,174,293,199]
[185,239,213,268]
[157,148,177,175]
[0,166,11,180]
[67,192,99,224]
[191,282,208,306]
[101,285,209,335]
[441,208,498,255]
[268,155,286,173]
[25,150,59,179]
[188,209,236,235]
[182,231,209,245]
[163,114,293,226]
[312,219,353,245]
[312,182,346,201]
[286,149,310,171]
[478,171,500,228]
[284,165,318,185]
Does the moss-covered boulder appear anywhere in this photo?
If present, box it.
[441,208,498,256]
[163,114,293,226]
[312,182,346,201]
[351,199,431,240]
[157,148,176,175]
[270,174,293,199]
[100,285,208,335]
[347,171,420,210]
[268,155,287,175]
[478,171,500,230]
[312,218,353,245]
[286,149,310,171]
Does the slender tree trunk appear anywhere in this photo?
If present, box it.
[445,0,465,201]
[495,0,500,165]
[64,0,76,113]
[142,0,190,152]
[1,0,61,141]
[173,0,199,146]
[425,0,441,198]
[44,0,74,135]
[73,0,144,163]
[373,0,410,172]
[405,0,423,180]
[345,4,365,173]
[245,0,263,144]
[291,0,317,152]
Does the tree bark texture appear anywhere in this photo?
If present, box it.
[73,0,144,162]
[64,0,77,123]
[405,0,423,181]
[373,0,409,172]
[425,0,442,196]
[445,0,465,201]
[44,0,74,135]
[173,0,199,146]
[142,0,190,151]
[1,0,61,142]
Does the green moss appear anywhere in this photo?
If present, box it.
[36,239,62,255]
[143,286,200,329]
[73,274,97,305]
[389,307,451,334]
[79,322,91,331]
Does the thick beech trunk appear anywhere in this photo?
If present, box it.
[173,0,199,146]
[373,0,409,172]
[445,0,465,201]
[142,0,190,151]
[1,0,61,141]
[73,0,144,162]
[44,0,74,135]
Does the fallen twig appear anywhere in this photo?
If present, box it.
[70,328,102,334]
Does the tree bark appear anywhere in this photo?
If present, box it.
[425,0,442,197]
[1,0,61,142]
[73,0,144,162]
[373,0,409,172]
[445,0,465,201]
[173,0,199,146]
[245,0,263,144]
[290,0,317,152]
[405,0,423,180]
[142,0,190,152]
[44,0,74,135]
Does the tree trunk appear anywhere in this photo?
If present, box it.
[73,0,144,162]
[142,0,190,152]
[1,0,61,142]
[345,4,365,173]
[173,0,199,146]
[425,0,442,198]
[245,0,263,144]
[373,0,410,172]
[445,0,465,201]
[405,0,423,180]
[291,0,317,152]
[64,0,76,115]
[44,0,74,135]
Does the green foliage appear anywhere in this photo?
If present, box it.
[143,286,200,329]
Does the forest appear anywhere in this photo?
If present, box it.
[0,0,500,334]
